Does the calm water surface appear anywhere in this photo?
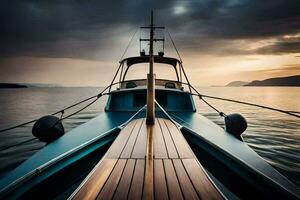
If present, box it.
[0,87,299,186]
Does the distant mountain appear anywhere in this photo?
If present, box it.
[245,75,300,86]
[226,81,249,87]
[0,83,28,88]
[25,83,62,88]
[0,83,62,88]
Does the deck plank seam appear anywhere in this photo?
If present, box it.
[179,158,202,200]
[143,124,155,200]
[157,118,172,159]
[189,158,224,199]
[153,159,156,200]
[153,119,167,159]
[174,126,196,159]
[171,159,188,200]
[163,159,184,200]
[153,158,170,199]
[182,159,223,200]
[159,118,211,199]
[94,159,118,200]
[118,119,139,158]
[124,159,137,200]
[106,119,137,158]
[127,159,145,200]
[130,118,146,158]
[161,159,170,200]
[73,159,115,199]
[70,150,119,199]
[111,159,131,200]
[69,157,107,198]
[162,119,181,159]
[96,159,127,199]
[161,119,213,197]
[112,159,137,200]
[141,159,146,200]
[164,119,194,159]
[120,119,144,159]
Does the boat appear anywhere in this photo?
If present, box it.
[0,12,299,200]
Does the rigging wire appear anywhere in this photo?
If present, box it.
[199,93,300,118]
[166,28,183,63]
[0,119,39,134]
[189,84,300,119]
[60,94,103,120]
[289,111,300,114]
[165,28,300,119]
[0,138,38,152]
[51,95,99,116]
[0,85,112,133]
[119,28,139,61]
[198,95,226,117]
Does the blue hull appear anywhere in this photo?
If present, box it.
[0,111,299,199]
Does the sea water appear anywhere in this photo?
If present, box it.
[0,87,299,186]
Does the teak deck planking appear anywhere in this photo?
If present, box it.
[71,118,223,200]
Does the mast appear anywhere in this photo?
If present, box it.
[146,11,155,125]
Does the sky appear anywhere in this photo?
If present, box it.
[0,0,300,86]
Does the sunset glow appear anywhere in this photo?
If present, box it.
[0,1,299,86]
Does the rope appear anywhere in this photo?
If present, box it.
[198,95,226,117]
[199,93,300,118]
[0,119,39,133]
[60,95,101,120]
[0,85,113,133]
[189,84,300,119]
[165,29,300,119]
[166,28,183,63]
[289,111,300,114]
[0,138,38,152]
[0,92,111,151]
[51,95,98,116]
[119,28,139,61]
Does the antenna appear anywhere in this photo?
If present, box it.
[140,13,165,56]
[146,10,155,125]
[141,11,165,124]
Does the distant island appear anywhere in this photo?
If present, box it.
[0,83,28,88]
[226,75,300,87]
[245,75,300,86]
[226,81,249,87]
[0,83,61,88]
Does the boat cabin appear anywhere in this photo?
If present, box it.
[105,55,196,112]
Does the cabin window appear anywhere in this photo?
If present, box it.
[124,63,178,81]
[106,90,195,112]
[133,93,146,107]
[156,92,167,107]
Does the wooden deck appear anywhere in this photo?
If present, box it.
[71,118,223,200]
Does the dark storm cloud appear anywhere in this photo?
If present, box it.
[255,37,300,55]
[0,0,300,59]
[194,0,300,39]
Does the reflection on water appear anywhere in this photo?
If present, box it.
[0,87,299,186]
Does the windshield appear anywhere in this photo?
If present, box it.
[124,63,178,81]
